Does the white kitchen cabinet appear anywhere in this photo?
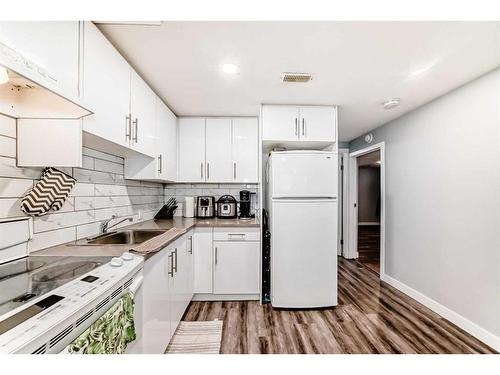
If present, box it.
[141,245,172,353]
[129,71,156,157]
[232,118,258,182]
[193,228,213,294]
[262,105,336,144]
[299,106,336,142]
[0,21,80,98]
[82,21,131,148]
[178,118,206,182]
[205,118,233,183]
[213,241,260,295]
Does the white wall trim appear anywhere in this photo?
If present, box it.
[381,273,500,352]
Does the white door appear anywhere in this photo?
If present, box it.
[213,241,259,294]
[298,106,336,142]
[130,71,156,157]
[0,21,80,98]
[193,228,213,294]
[205,118,232,182]
[186,232,195,298]
[168,243,184,336]
[271,199,338,308]
[141,247,171,353]
[155,99,177,181]
[178,118,206,182]
[262,105,299,141]
[270,151,338,198]
[82,22,131,147]
[232,118,258,183]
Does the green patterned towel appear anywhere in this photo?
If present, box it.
[68,293,136,354]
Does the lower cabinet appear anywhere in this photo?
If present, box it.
[213,241,260,294]
[193,228,213,294]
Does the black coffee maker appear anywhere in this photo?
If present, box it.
[239,190,254,220]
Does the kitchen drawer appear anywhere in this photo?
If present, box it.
[213,227,260,242]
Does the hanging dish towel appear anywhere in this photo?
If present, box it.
[21,167,76,216]
[68,293,136,354]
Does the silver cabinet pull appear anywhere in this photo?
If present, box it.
[188,236,193,254]
[228,233,246,239]
[125,114,131,141]
[200,162,204,180]
[302,118,305,136]
[214,246,218,265]
[168,253,174,277]
[158,154,162,174]
[206,162,210,180]
[233,162,237,180]
[294,118,298,136]
[173,248,178,272]
[132,118,138,143]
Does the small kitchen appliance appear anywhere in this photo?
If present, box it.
[216,195,237,219]
[239,190,255,220]
[196,196,215,218]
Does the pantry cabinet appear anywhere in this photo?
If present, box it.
[262,105,336,144]
[178,117,259,183]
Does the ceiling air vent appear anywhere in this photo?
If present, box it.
[280,72,312,83]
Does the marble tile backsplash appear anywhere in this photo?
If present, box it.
[0,114,165,252]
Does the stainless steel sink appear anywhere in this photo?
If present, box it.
[83,229,166,245]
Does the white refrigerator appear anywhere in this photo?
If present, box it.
[267,151,338,308]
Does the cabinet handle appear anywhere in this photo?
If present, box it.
[188,236,193,254]
[214,246,218,265]
[158,154,162,174]
[168,253,174,277]
[125,114,131,141]
[132,118,138,143]
[302,118,305,136]
[233,162,237,180]
[173,248,178,272]
[295,118,298,136]
[206,162,210,180]
[200,162,204,180]
[228,233,246,239]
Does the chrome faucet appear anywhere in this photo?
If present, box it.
[100,215,133,234]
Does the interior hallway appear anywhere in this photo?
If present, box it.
[183,258,496,354]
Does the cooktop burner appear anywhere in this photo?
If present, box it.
[0,255,112,317]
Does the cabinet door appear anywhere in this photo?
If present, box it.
[155,98,177,181]
[130,71,156,157]
[0,21,80,98]
[82,22,131,147]
[142,247,172,353]
[205,118,232,183]
[193,228,213,294]
[232,118,258,183]
[178,118,206,182]
[169,238,190,335]
[299,106,336,142]
[262,105,299,142]
[213,241,260,294]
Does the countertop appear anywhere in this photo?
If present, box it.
[33,217,260,260]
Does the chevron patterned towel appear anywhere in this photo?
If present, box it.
[21,167,77,216]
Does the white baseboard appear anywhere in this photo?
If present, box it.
[380,273,500,352]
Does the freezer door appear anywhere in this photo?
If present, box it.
[270,152,337,198]
[271,199,337,308]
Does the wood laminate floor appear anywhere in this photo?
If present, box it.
[183,258,496,354]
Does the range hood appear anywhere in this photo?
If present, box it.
[0,42,92,119]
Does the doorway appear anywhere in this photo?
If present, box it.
[346,142,385,276]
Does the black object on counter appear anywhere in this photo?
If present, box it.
[261,209,271,304]
[216,195,237,219]
[154,198,178,220]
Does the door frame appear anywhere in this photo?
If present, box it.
[347,142,386,277]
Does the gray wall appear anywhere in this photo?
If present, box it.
[358,166,380,223]
[350,68,500,342]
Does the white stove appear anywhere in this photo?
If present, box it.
[0,252,144,354]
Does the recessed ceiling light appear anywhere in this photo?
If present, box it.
[221,63,240,75]
[382,98,401,110]
[0,66,9,85]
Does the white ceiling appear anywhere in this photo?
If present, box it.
[98,22,500,142]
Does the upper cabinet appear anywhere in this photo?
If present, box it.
[178,117,259,183]
[262,105,336,147]
[82,21,131,148]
